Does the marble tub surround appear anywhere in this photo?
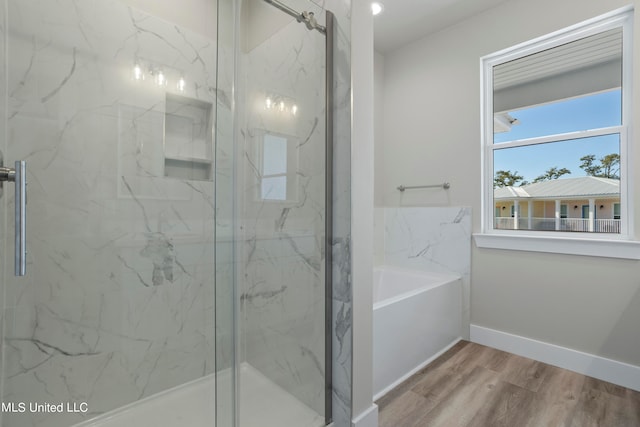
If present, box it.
[2,0,218,425]
[376,207,472,338]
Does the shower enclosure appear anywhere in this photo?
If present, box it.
[0,0,218,426]
[0,0,351,425]
[216,0,353,425]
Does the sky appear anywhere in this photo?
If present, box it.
[493,90,621,184]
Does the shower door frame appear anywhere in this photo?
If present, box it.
[324,9,335,424]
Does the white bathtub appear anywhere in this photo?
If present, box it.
[373,266,462,400]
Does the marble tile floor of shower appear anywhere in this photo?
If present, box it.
[377,340,640,427]
[78,364,323,427]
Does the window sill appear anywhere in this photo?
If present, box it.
[473,233,640,260]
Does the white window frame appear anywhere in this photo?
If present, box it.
[475,7,640,259]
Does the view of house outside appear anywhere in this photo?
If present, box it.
[493,89,622,233]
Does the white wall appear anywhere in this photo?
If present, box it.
[374,52,385,207]
[380,0,640,367]
[351,0,377,425]
[373,52,385,266]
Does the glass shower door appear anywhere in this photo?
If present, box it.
[0,1,218,426]
[230,0,333,425]
[217,0,354,425]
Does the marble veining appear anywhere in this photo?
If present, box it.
[237,1,328,417]
[235,0,352,424]
[1,0,352,425]
[326,0,353,423]
[2,0,217,426]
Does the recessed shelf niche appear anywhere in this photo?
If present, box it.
[164,93,213,181]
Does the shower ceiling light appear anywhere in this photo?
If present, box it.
[371,2,384,15]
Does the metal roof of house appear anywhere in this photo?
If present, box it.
[494,176,620,200]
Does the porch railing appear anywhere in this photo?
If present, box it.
[494,217,621,233]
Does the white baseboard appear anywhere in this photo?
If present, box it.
[471,324,640,392]
[352,404,378,427]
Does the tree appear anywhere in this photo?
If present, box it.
[579,155,600,176]
[600,153,620,179]
[579,153,620,179]
[494,170,525,188]
[532,166,571,183]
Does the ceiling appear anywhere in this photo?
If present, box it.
[373,0,511,53]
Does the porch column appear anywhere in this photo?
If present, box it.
[528,200,533,230]
[589,198,595,232]
[513,201,520,230]
[555,199,561,231]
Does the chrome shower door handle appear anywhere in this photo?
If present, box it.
[0,160,27,276]
[15,160,26,276]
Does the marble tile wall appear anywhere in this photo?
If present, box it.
[0,1,6,426]
[379,207,472,339]
[213,0,236,377]
[235,0,352,424]
[325,1,353,425]
[238,2,328,416]
[1,1,218,426]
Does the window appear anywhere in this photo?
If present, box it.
[258,132,298,202]
[481,8,632,241]
[560,205,567,219]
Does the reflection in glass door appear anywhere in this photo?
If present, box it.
[229,0,334,425]
[1,0,218,426]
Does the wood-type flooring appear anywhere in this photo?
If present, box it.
[377,340,640,427]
